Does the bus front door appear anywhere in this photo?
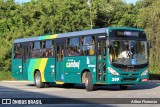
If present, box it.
[97,39,106,83]
[22,44,29,80]
[55,42,65,82]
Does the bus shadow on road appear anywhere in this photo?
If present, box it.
[95,81,160,91]
[27,83,86,89]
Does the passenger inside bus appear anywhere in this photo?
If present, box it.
[69,50,75,56]
[14,51,22,58]
[45,49,52,57]
[32,48,36,58]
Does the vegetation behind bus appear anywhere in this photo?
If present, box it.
[0,0,160,80]
[0,71,13,81]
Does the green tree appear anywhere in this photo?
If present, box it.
[136,0,160,72]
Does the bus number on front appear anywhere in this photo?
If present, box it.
[112,78,119,81]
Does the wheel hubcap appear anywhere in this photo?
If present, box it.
[36,74,40,85]
[85,78,88,87]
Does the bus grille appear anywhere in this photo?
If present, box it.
[123,78,137,82]
[119,68,142,72]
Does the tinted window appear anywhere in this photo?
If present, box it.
[81,36,95,55]
[42,40,54,57]
[66,37,80,56]
[14,44,22,59]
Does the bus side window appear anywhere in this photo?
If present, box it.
[14,44,22,59]
[81,36,95,56]
[66,37,80,56]
[44,40,54,57]
[28,43,31,58]
[31,43,35,58]
[29,42,34,58]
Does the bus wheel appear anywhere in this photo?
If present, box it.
[120,85,128,90]
[85,72,94,91]
[34,71,45,88]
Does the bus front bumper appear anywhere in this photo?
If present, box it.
[106,74,149,85]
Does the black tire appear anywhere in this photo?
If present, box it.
[63,83,75,88]
[34,71,45,88]
[85,72,94,91]
[120,85,128,90]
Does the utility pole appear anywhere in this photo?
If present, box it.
[87,0,92,29]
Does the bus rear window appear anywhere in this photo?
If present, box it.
[14,44,22,59]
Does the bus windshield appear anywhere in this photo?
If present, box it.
[109,40,148,65]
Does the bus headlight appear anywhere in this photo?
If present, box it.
[141,69,148,76]
[108,67,119,76]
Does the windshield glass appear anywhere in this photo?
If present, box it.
[109,40,148,65]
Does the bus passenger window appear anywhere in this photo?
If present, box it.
[42,40,54,57]
[81,36,95,56]
[45,40,53,57]
[32,41,41,57]
[66,37,80,56]
[14,44,22,59]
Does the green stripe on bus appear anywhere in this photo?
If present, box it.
[33,59,41,70]
[38,35,49,40]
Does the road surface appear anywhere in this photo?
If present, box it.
[0,80,160,106]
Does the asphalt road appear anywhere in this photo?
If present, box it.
[0,80,160,107]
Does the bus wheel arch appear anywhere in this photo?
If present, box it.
[34,69,39,78]
[34,70,45,88]
[81,69,94,91]
[81,69,89,83]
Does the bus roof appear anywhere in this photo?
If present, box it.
[13,27,144,43]
[14,28,107,43]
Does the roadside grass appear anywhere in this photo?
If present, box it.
[149,67,160,80]
[0,71,15,81]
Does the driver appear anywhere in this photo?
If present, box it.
[121,46,132,58]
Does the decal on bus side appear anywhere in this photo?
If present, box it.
[86,57,95,68]
[66,60,80,69]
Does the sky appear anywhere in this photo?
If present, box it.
[15,0,30,4]
[15,0,138,4]
[124,0,138,4]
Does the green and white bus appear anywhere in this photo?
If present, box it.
[12,27,149,91]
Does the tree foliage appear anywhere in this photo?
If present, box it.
[136,0,160,72]
[0,0,159,72]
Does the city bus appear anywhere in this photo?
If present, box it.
[12,27,149,91]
